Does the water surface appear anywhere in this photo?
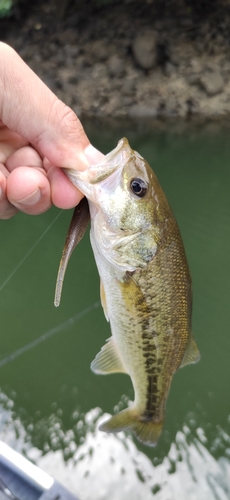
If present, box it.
[0,118,230,499]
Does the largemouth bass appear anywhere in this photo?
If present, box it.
[55,138,200,447]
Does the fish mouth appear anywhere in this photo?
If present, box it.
[65,138,133,196]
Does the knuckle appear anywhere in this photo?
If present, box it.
[55,100,85,141]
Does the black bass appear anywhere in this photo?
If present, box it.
[55,138,200,447]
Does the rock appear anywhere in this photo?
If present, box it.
[187,61,225,96]
[92,40,109,62]
[186,60,202,86]
[51,49,66,66]
[91,63,108,79]
[58,67,78,84]
[164,61,177,77]
[221,59,230,79]
[108,55,125,77]
[187,73,200,86]
[121,79,136,95]
[199,22,211,36]
[129,104,158,118]
[200,69,225,96]
[3,0,230,119]
[195,41,206,54]
[121,95,134,106]
[132,31,157,70]
[190,58,203,73]
[63,44,79,58]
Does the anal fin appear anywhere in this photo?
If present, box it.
[91,337,127,375]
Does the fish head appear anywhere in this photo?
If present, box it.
[67,138,162,231]
[66,138,168,270]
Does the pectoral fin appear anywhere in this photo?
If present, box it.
[100,280,109,322]
[180,336,200,368]
[54,198,90,307]
[91,337,127,375]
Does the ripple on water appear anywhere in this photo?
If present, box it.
[0,392,228,500]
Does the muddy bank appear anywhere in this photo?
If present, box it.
[1,0,230,118]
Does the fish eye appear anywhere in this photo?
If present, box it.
[130,178,148,198]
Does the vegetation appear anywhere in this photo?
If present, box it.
[0,0,224,20]
[0,0,13,17]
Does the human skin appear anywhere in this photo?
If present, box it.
[0,42,104,219]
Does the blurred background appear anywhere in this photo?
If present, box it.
[1,0,230,118]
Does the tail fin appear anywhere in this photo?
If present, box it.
[99,407,163,447]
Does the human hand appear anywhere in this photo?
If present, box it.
[0,42,104,219]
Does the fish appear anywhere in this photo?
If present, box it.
[55,138,200,447]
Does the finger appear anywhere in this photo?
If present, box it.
[84,144,105,165]
[0,125,29,163]
[7,166,51,215]
[47,167,83,209]
[43,145,105,209]
[0,43,90,170]
[5,146,43,172]
[0,162,10,178]
[0,170,18,219]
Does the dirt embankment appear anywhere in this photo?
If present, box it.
[2,0,230,118]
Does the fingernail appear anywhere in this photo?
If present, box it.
[84,144,105,165]
[0,188,3,199]
[17,188,41,206]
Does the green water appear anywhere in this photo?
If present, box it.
[0,119,230,499]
